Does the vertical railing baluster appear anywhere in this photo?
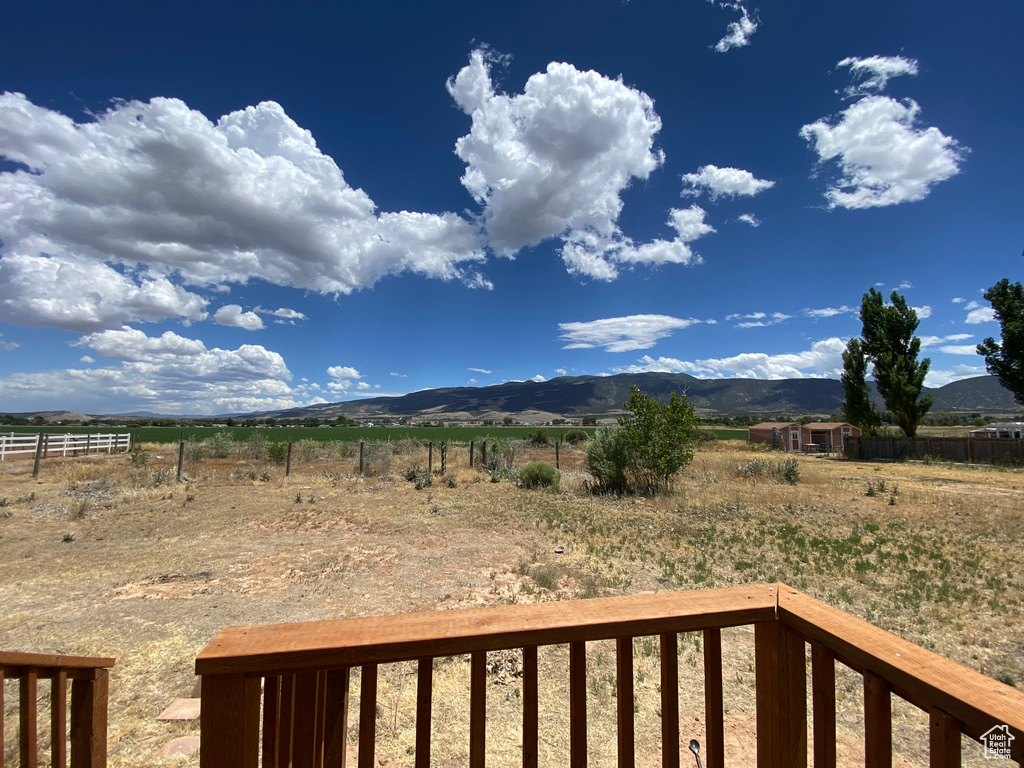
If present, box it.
[53,669,68,768]
[659,633,679,768]
[262,676,281,768]
[928,708,961,768]
[315,670,327,768]
[1,666,5,768]
[324,669,350,768]
[523,646,538,768]
[470,651,487,767]
[293,671,320,767]
[703,629,724,768]
[811,642,837,768]
[415,659,432,768]
[358,664,378,768]
[616,637,635,768]
[279,674,295,767]
[20,669,38,768]
[864,671,892,768]
[569,642,587,768]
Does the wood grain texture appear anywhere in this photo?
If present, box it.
[570,642,587,768]
[0,666,5,768]
[810,642,836,768]
[616,637,635,768]
[659,634,679,768]
[20,669,38,768]
[415,660,432,768]
[196,586,777,675]
[523,646,538,768]
[929,708,961,768]
[292,671,320,768]
[261,676,281,768]
[864,671,892,768]
[198,672,259,768]
[0,651,114,679]
[754,621,807,768]
[703,628,724,768]
[357,665,377,768]
[323,668,350,768]
[278,674,295,768]
[470,651,486,768]
[52,669,68,768]
[779,585,1024,759]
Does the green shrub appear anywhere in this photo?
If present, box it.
[295,439,320,462]
[184,441,207,462]
[203,431,235,459]
[585,428,631,493]
[528,429,550,446]
[267,442,288,464]
[563,429,588,445]
[519,461,560,490]
[128,446,148,467]
[736,457,800,485]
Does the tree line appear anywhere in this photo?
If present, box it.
[842,270,1024,437]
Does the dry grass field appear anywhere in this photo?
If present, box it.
[1,439,1022,766]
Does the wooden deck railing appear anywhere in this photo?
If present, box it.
[1,650,115,768]
[195,583,1024,768]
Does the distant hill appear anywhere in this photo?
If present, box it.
[258,373,1020,421]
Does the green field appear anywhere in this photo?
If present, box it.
[3,425,748,444]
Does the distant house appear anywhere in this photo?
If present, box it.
[749,422,860,453]
[969,422,1024,439]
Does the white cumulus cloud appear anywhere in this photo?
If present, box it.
[925,365,986,388]
[919,333,972,348]
[803,305,856,318]
[939,345,979,355]
[448,50,707,281]
[965,307,995,324]
[725,311,791,328]
[559,314,708,352]
[800,95,966,209]
[530,374,547,383]
[213,304,265,331]
[837,56,919,97]
[680,165,774,200]
[256,306,308,325]
[612,338,848,379]
[0,92,487,332]
[737,213,761,227]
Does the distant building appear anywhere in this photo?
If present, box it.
[969,422,1024,439]
[749,422,860,452]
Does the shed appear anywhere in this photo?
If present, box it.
[748,422,808,452]
[803,422,861,452]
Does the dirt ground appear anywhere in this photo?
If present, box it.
[1,440,1021,766]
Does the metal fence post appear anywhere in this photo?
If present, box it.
[32,432,43,478]
[177,441,185,483]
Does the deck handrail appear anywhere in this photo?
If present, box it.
[195,583,1024,768]
[1,650,115,768]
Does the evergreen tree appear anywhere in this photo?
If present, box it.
[977,278,1024,405]
[841,337,881,435]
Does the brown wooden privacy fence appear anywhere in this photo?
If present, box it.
[845,435,1024,465]
[0,650,114,768]
[195,584,1024,768]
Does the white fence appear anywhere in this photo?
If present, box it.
[0,432,132,461]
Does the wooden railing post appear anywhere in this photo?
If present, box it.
[703,628,725,768]
[20,669,38,768]
[523,646,538,768]
[324,669,350,768]
[660,633,680,768]
[864,671,892,768]
[810,642,837,768]
[199,673,260,768]
[415,660,432,768]
[470,652,486,767]
[754,621,807,768]
[53,669,68,768]
[70,670,109,768]
[929,708,961,768]
[616,637,635,768]
[358,665,378,768]
[569,642,587,768]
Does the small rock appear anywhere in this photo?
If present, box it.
[554,546,564,554]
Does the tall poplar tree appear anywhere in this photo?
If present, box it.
[858,288,932,438]
[977,278,1024,405]
[841,337,881,435]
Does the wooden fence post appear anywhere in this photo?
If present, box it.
[440,443,447,475]
[428,442,433,474]
[33,433,43,479]
[285,443,293,477]
[555,441,560,470]
[200,673,260,768]
[177,441,185,483]
[359,441,364,475]
[754,620,807,768]
[469,441,474,468]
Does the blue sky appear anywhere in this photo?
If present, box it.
[0,0,1021,415]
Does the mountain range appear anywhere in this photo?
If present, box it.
[259,373,1020,422]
